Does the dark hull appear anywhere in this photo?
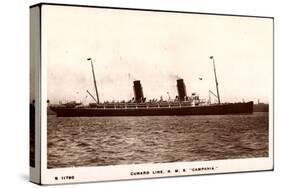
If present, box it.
[50,102,253,117]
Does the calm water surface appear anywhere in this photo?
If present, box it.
[47,112,268,168]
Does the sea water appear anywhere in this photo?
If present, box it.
[47,112,268,168]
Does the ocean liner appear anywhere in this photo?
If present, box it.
[50,56,253,117]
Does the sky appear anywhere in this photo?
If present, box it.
[43,5,273,104]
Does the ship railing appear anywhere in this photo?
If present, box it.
[92,101,194,109]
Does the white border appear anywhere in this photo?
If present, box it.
[39,4,273,185]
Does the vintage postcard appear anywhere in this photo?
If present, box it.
[30,3,273,185]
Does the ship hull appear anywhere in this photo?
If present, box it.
[50,102,253,117]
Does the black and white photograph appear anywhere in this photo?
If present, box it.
[2,0,281,187]
[45,4,272,169]
[29,2,273,184]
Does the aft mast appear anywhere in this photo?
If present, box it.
[87,58,100,104]
[210,56,221,104]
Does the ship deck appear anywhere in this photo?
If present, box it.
[50,102,254,117]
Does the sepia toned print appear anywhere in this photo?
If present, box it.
[44,5,272,169]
